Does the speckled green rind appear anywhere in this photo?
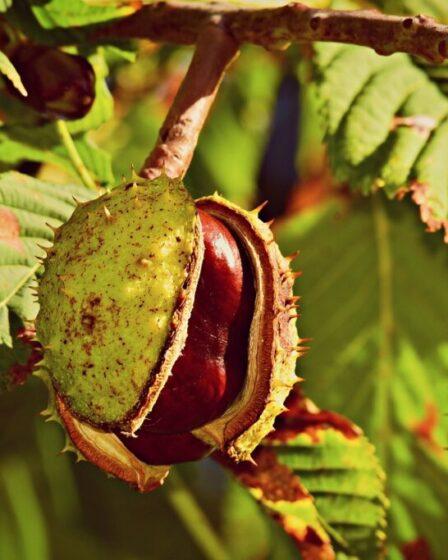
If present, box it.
[36,175,203,432]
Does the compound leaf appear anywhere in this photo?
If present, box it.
[0,171,93,348]
[313,3,448,241]
[276,195,448,558]
[220,391,387,559]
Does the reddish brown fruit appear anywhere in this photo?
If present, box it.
[136,209,255,434]
[118,430,210,465]
[7,44,95,120]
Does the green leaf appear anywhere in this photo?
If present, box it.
[276,195,448,557]
[220,392,386,559]
[66,48,113,136]
[0,126,113,187]
[68,136,114,186]
[5,1,88,45]
[0,0,11,12]
[0,171,93,344]
[313,42,448,241]
[372,0,448,21]
[29,0,133,28]
[0,307,12,347]
[0,52,27,97]
[271,430,386,556]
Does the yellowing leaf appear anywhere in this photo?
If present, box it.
[0,51,27,97]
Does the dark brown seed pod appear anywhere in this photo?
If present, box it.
[6,43,95,120]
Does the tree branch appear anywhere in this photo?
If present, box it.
[140,23,239,179]
[101,4,448,181]
[94,2,448,63]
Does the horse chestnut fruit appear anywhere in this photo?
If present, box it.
[36,176,301,491]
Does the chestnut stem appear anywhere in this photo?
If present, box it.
[140,23,239,180]
[55,120,99,191]
[165,469,230,560]
[94,3,448,64]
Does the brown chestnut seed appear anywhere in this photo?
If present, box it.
[7,44,95,120]
[118,430,210,466]
[140,209,255,434]
[191,196,299,461]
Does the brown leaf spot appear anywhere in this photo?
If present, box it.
[293,526,334,560]
[402,537,433,560]
[215,447,308,502]
[8,327,42,387]
[410,182,448,242]
[215,433,335,559]
[392,115,436,138]
[269,389,361,443]
[412,403,443,453]
[0,208,25,253]
[231,447,309,502]
[276,512,335,559]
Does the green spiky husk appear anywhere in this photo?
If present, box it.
[36,175,203,433]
